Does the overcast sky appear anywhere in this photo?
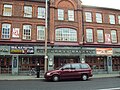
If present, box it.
[81,0,120,10]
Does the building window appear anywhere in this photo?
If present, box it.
[24,6,32,18]
[118,15,120,24]
[96,13,102,23]
[86,29,93,42]
[97,30,104,42]
[23,25,31,40]
[85,12,92,22]
[3,4,12,16]
[37,26,45,40]
[38,7,45,19]
[55,28,77,41]
[109,15,115,24]
[111,30,117,43]
[2,23,11,39]
[58,9,64,20]
[68,10,74,21]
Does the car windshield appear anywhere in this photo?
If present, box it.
[55,64,65,70]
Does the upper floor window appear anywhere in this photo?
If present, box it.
[38,7,45,19]
[1,23,11,39]
[55,28,77,41]
[23,25,31,40]
[86,29,93,42]
[109,15,115,24]
[96,13,102,23]
[111,30,117,43]
[37,26,45,40]
[3,4,12,16]
[24,6,32,18]
[85,12,92,22]
[97,29,104,42]
[58,9,64,20]
[68,10,74,21]
[118,15,120,24]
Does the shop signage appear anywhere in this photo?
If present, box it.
[0,48,9,52]
[10,46,34,54]
[96,48,113,55]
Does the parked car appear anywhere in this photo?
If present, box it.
[44,63,93,81]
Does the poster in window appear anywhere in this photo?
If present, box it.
[12,28,20,38]
[105,34,111,43]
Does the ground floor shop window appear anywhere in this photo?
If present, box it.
[54,56,79,69]
[112,57,120,71]
[0,56,12,74]
[85,56,107,71]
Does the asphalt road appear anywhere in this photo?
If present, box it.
[0,77,120,90]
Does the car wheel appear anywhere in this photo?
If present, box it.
[81,74,88,81]
[52,75,59,82]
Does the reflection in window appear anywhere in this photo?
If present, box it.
[86,29,93,42]
[58,9,64,20]
[85,12,92,22]
[38,7,45,18]
[55,28,77,41]
[3,4,12,16]
[111,30,117,43]
[68,10,74,21]
[37,26,45,40]
[24,6,32,18]
[97,29,104,42]
[109,15,115,24]
[96,13,102,23]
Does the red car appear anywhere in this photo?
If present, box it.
[44,63,93,81]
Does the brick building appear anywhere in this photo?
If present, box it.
[0,0,120,75]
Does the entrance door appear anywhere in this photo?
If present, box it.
[0,56,12,74]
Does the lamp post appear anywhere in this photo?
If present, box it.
[44,0,48,73]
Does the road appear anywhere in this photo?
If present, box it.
[0,77,120,90]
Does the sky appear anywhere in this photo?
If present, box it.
[81,0,120,10]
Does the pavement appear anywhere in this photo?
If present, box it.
[0,73,119,80]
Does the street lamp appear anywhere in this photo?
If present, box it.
[44,0,48,73]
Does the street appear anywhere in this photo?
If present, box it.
[0,77,120,90]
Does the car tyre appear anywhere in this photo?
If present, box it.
[81,74,88,81]
[52,75,59,82]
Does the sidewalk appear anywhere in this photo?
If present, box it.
[0,73,119,80]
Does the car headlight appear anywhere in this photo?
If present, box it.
[46,73,51,76]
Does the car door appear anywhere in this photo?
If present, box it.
[60,64,72,79]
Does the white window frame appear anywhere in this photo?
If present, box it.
[23,25,31,40]
[86,29,93,42]
[37,26,45,40]
[58,9,64,20]
[38,7,45,19]
[111,30,117,43]
[68,10,74,21]
[96,13,102,23]
[2,23,11,39]
[3,4,12,16]
[85,12,92,22]
[24,6,32,18]
[97,30,104,42]
[118,15,120,24]
[55,28,77,41]
[109,15,115,24]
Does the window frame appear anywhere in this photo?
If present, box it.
[86,28,93,42]
[37,26,45,40]
[24,6,32,18]
[3,4,12,16]
[85,12,92,22]
[58,9,64,20]
[111,30,117,43]
[97,29,104,43]
[96,13,102,23]
[23,25,31,40]
[55,28,77,42]
[1,23,11,39]
[38,7,45,19]
[68,10,74,21]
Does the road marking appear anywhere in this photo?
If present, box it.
[98,87,120,90]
